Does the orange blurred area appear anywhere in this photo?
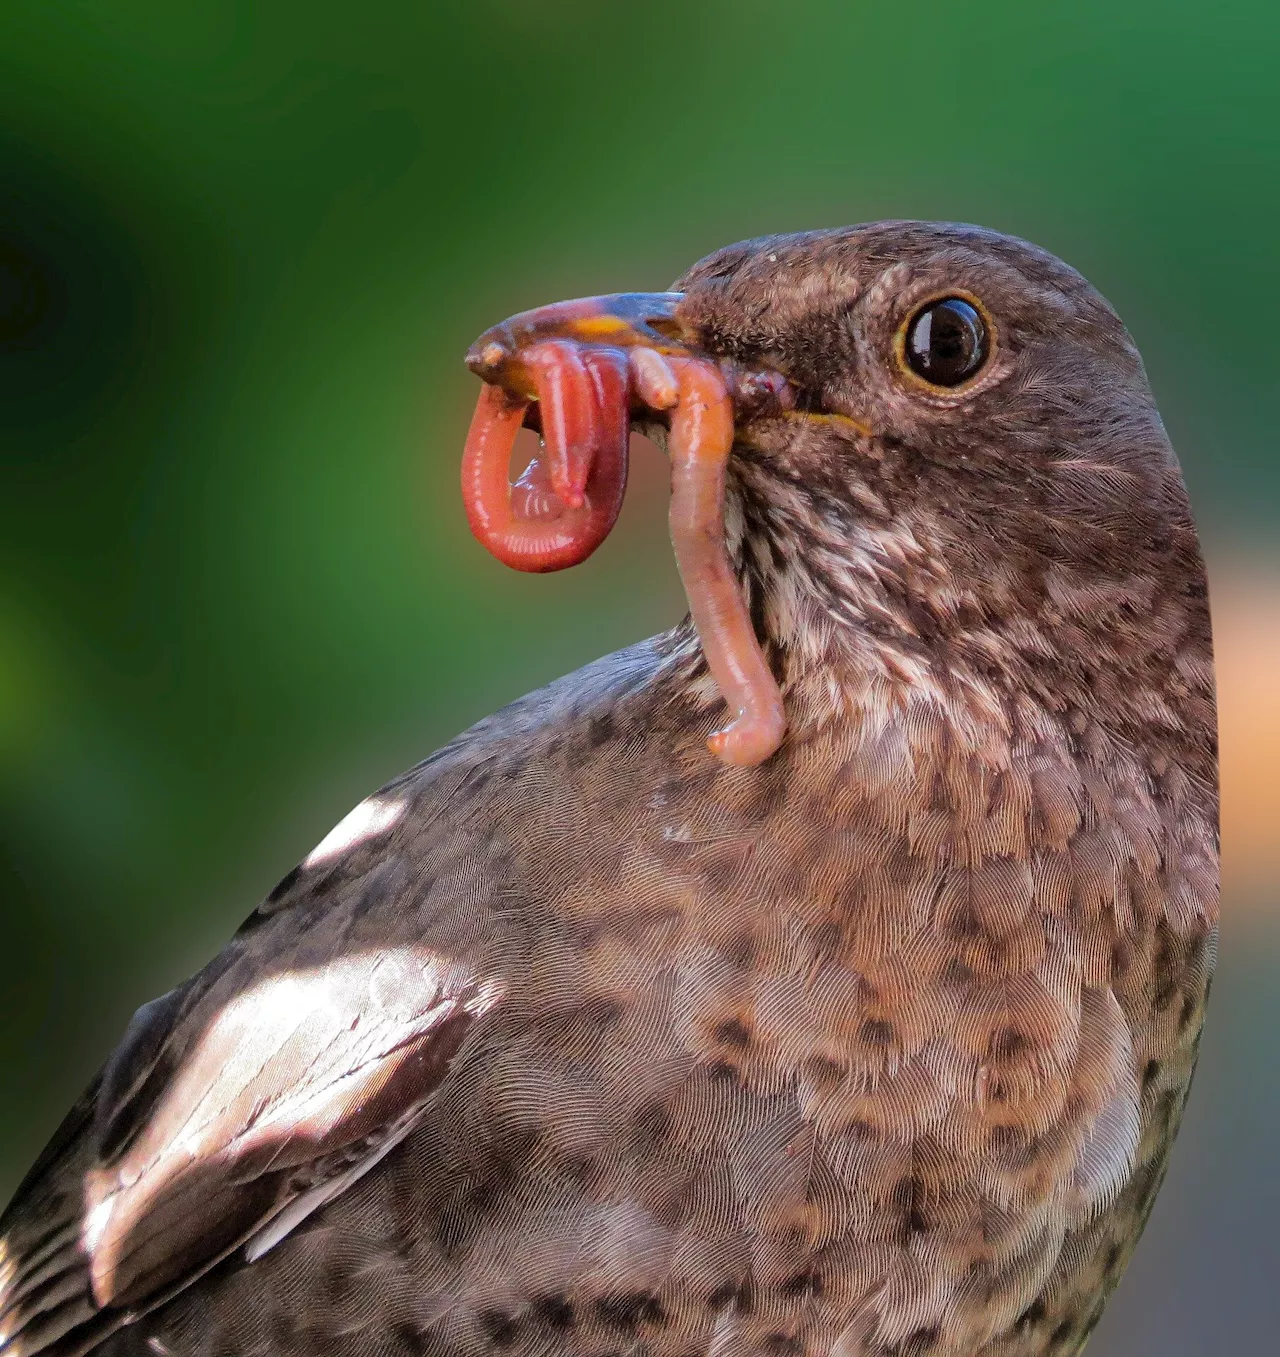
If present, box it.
[1212,554,1280,906]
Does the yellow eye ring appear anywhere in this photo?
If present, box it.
[893,289,997,392]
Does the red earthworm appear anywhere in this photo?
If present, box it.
[459,309,787,763]
[459,372,627,573]
[665,357,786,766]
[523,340,599,508]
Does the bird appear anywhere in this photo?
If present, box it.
[0,221,1218,1357]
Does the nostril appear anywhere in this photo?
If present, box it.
[645,315,686,344]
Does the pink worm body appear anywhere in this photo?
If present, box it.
[459,340,786,765]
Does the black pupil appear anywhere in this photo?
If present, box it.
[905,297,988,386]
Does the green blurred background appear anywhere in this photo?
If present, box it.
[2,3,1277,1351]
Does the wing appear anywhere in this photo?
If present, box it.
[0,640,671,1357]
[0,956,479,1357]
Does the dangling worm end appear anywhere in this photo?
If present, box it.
[706,699,787,767]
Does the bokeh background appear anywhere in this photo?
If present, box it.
[1,3,1276,1351]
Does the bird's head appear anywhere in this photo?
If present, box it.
[671,223,1202,664]
[464,223,1212,761]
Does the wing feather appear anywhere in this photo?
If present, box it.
[0,641,667,1357]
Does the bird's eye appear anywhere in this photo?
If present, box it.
[902,297,989,387]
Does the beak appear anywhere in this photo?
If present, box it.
[465,293,689,400]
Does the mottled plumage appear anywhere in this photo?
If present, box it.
[0,222,1218,1357]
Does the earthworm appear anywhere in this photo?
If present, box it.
[459,348,628,573]
[665,356,787,766]
[459,322,787,764]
